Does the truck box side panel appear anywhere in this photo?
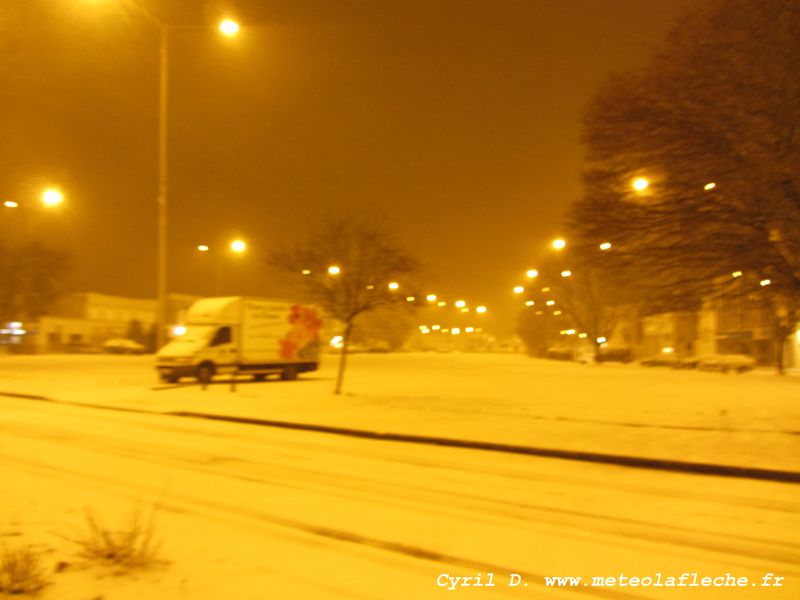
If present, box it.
[241,300,322,365]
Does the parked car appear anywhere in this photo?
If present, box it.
[673,355,710,369]
[595,347,633,363]
[640,353,680,367]
[102,338,146,354]
[63,341,98,354]
[545,347,573,361]
[696,354,755,373]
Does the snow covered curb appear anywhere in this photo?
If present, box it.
[3,390,799,484]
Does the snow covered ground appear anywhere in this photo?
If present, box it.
[0,352,797,471]
[2,395,798,599]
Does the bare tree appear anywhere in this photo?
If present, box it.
[350,308,415,352]
[516,249,623,357]
[270,215,420,394]
[570,0,800,371]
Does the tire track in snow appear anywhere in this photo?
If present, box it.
[2,406,799,578]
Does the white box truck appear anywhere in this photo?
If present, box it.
[155,297,322,383]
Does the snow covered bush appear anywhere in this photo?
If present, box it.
[0,545,48,595]
[70,505,162,570]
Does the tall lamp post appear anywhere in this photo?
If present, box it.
[127,3,239,348]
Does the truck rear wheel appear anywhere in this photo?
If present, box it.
[281,366,298,381]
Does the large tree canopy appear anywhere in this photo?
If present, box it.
[568,0,800,368]
[0,240,70,324]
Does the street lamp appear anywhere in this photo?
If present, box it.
[552,238,566,250]
[41,188,64,207]
[124,2,241,348]
[632,177,649,192]
[218,19,240,37]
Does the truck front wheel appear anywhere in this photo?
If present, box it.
[281,366,298,381]
[197,362,215,384]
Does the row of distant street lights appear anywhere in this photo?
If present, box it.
[303,266,490,336]
[509,237,611,298]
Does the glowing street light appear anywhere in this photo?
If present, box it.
[41,188,64,207]
[437,301,447,307]
[525,300,535,307]
[760,279,771,287]
[454,300,466,308]
[475,306,487,314]
[3,201,19,208]
[552,238,566,250]
[218,19,240,37]
[599,242,612,251]
[546,300,555,306]
[732,271,743,278]
[632,177,649,192]
[526,269,539,278]
[513,286,524,294]
[388,281,400,290]
[197,244,210,252]
[302,269,311,275]
[704,182,716,191]
[561,270,572,278]
[327,265,341,276]
[406,296,415,302]
[230,239,247,253]
[426,294,437,302]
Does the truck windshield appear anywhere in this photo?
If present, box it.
[175,326,215,344]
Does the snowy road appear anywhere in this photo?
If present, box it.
[1,396,798,599]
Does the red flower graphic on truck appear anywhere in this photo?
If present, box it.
[279,305,322,360]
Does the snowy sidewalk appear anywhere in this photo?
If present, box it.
[1,352,798,472]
